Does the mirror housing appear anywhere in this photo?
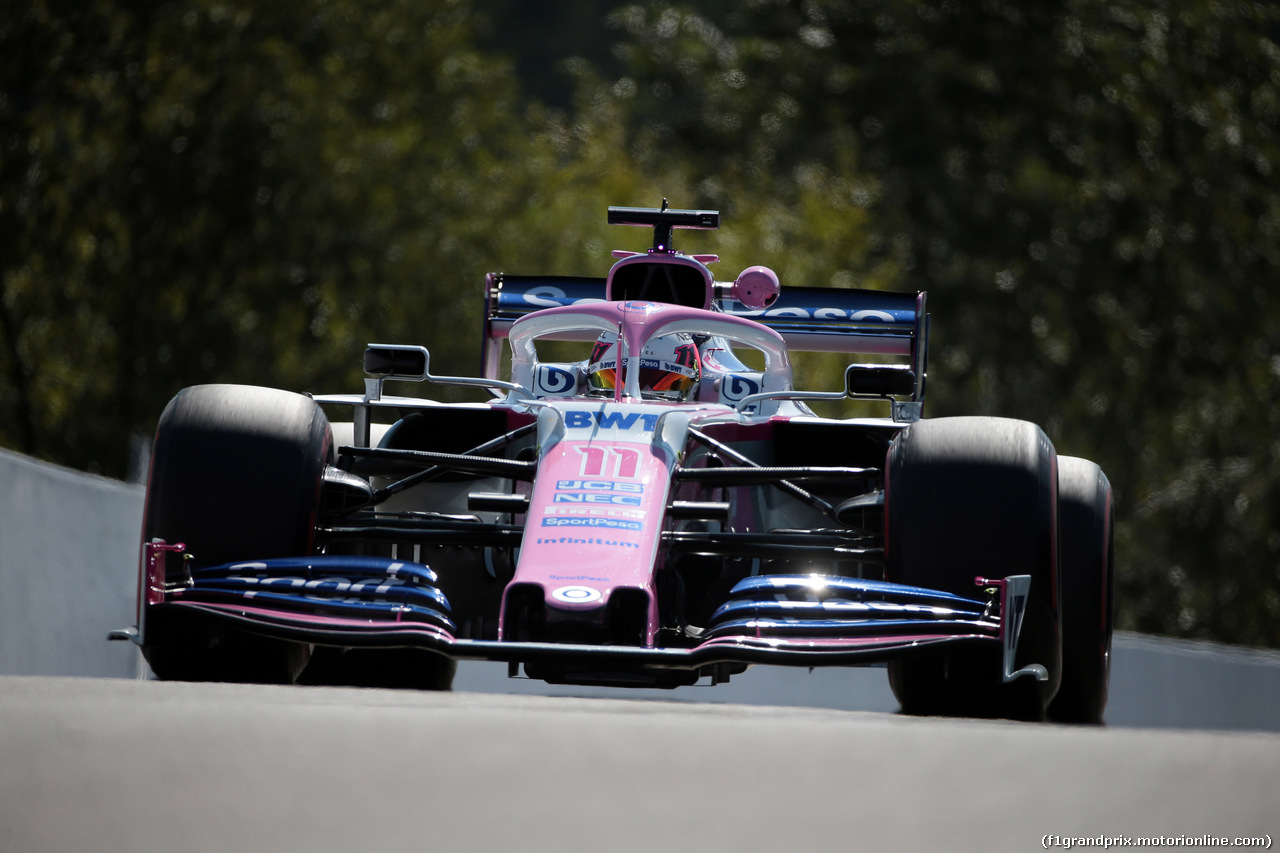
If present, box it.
[844,363,917,398]
[730,266,780,310]
[364,344,429,380]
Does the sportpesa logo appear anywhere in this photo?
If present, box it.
[541,517,642,531]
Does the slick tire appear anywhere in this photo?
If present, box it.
[885,416,1062,721]
[297,647,457,691]
[1047,456,1114,724]
[141,384,332,683]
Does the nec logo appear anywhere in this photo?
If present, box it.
[552,493,642,506]
[564,410,660,431]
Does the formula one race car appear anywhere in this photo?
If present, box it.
[113,203,1114,722]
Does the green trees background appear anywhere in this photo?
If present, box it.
[3,0,1277,648]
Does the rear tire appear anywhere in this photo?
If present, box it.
[1048,456,1113,724]
[884,417,1061,721]
[141,384,331,683]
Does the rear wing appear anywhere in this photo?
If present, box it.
[481,272,927,381]
[482,273,928,398]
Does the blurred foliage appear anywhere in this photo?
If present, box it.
[590,0,1280,647]
[2,0,1277,646]
[1,0,543,474]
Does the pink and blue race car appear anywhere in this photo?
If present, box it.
[114,203,1113,722]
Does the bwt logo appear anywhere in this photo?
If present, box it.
[564,410,660,432]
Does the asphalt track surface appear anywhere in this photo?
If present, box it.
[2,676,1277,853]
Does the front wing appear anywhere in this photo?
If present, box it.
[122,547,1044,685]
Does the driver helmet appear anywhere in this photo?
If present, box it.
[586,332,701,401]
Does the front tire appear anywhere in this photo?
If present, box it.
[1048,456,1114,724]
[884,417,1062,721]
[298,647,457,691]
[141,384,331,683]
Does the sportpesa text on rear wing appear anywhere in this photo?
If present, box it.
[480,272,928,383]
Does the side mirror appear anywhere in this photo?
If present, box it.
[363,342,527,398]
[844,363,917,398]
[364,344,429,380]
[730,266,780,310]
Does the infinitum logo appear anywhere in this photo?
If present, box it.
[535,537,640,549]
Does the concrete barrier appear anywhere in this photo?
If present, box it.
[3,446,1277,730]
[1106,632,1280,731]
[0,448,145,678]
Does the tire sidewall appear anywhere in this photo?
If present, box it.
[1050,455,1114,723]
